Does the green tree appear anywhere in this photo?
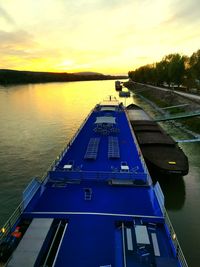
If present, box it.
[162,54,185,87]
[189,50,200,89]
[155,60,168,86]
[128,52,193,90]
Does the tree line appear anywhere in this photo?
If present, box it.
[128,49,200,91]
[0,69,127,85]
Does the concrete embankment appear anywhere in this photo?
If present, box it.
[124,81,200,105]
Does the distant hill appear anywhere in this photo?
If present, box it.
[0,69,127,85]
[74,71,103,76]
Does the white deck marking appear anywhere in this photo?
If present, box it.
[151,233,160,256]
[24,211,163,219]
[126,228,133,251]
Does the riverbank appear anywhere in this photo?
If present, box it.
[0,69,127,85]
[124,82,200,135]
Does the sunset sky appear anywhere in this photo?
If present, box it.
[0,0,200,74]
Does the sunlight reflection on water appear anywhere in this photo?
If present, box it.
[0,80,199,266]
[0,80,133,223]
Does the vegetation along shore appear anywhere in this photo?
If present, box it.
[128,49,200,93]
[0,69,127,85]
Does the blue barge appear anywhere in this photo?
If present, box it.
[0,100,188,267]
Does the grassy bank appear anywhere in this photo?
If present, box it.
[126,83,200,135]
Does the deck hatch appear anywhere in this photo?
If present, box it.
[135,225,150,244]
[84,138,100,159]
[100,106,116,112]
[7,218,53,267]
[95,116,116,124]
[108,136,120,158]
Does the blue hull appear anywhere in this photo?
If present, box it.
[0,100,187,267]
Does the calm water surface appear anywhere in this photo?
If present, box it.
[0,80,199,266]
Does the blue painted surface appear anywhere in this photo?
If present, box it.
[57,106,144,174]
[55,216,115,267]
[7,103,183,267]
[27,182,161,218]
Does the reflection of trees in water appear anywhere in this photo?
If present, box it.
[152,174,186,211]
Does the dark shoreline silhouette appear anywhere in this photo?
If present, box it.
[0,69,127,85]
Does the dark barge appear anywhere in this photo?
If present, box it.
[126,104,189,176]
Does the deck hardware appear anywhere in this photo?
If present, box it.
[84,188,92,200]
[121,161,129,172]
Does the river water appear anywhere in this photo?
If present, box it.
[0,80,199,266]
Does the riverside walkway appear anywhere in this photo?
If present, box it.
[144,84,200,101]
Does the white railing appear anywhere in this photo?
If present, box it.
[0,179,40,240]
[154,182,165,214]
[154,183,188,267]
[164,211,188,267]
[41,107,95,182]
[48,169,148,183]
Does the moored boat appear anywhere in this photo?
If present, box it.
[115,80,122,91]
[119,90,130,97]
[0,99,188,266]
[126,104,189,176]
